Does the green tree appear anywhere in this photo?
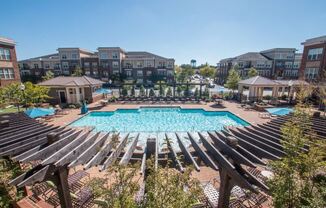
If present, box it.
[72,66,83,76]
[159,86,165,96]
[88,163,140,208]
[121,87,128,97]
[42,71,54,81]
[248,67,258,78]
[139,85,145,96]
[176,86,182,97]
[2,83,23,111]
[224,68,241,92]
[176,65,195,83]
[131,86,135,97]
[149,89,155,97]
[166,87,172,97]
[268,89,326,208]
[141,159,202,208]
[199,65,215,78]
[194,88,199,98]
[23,82,50,106]
[203,87,210,98]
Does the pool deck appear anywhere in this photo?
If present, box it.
[49,100,271,127]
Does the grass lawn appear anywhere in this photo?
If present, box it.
[0,106,24,114]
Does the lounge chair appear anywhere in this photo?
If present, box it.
[259,112,271,119]
[201,182,219,208]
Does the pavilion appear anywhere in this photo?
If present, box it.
[238,76,309,102]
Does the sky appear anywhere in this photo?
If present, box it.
[2,0,326,65]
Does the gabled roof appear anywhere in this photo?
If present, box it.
[234,52,270,62]
[238,76,278,86]
[126,51,174,60]
[38,76,104,87]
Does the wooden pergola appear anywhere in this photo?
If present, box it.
[1,113,324,208]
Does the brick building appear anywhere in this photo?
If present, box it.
[0,37,21,87]
[299,35,326,82]
[19,47,175,85]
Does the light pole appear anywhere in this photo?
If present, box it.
[19,83,26,112]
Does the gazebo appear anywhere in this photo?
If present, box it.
[238,76,309,101]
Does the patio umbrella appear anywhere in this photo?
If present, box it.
[95,88,112,94]
[25,108,55,118]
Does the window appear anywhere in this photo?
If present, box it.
[92,62,97,67]
[102,71,108,77]
[304,68,319,80]
[0,68,15,79]
[307,48,323,60]
[285,62,292,69]
[61,54,67,59]
[71,53,78,59]
[45,64,50,69]
[101,62,109,68]
[126,70,132,77]
[85,70,90,75]
[125,63,132,69]
[84,62,90,67]
[136,62,143,68]
[112,52,118,59]
[62,62,69,70]
[146,71,152,76]
[34,64,39,69]
[54,63,61,69]
[100,52,108,59]
[0,48,10,60]
[137,70,143,77]
[112,61,119,68]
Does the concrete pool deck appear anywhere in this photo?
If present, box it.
[49,100,271,127]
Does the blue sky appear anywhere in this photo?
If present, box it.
[2,0,326,65]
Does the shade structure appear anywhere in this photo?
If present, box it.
[95,88,112,94]
[25,108,55,118]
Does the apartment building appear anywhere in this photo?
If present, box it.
[216,48,300,85]
[19,47,175,84]
[299,35,326,82]
[0,37,21,87]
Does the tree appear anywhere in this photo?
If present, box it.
[42,71,54,81]
[121,87,128,97]
[140,158,202,208]
[248,67,258,78]
[166,87,172,97]
[23,82,50,106]
[87,163,140,208]
[194,88,199,98]
[224,68,241,92]
[176,65,195,83]
[268,88,326,208]
[199,65,215,78]
[159,86,165,96]
[72,66,83,76]
[149,89,155,97]
[176,86,182,97]
[2,83,23,111]
[139,85,145,97]
[131,86,135,97]
[203,87,210,98]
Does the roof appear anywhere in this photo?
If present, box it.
[19,53,59,62]
[0,36,15,46]
[57,48,94,55]
[234,52,270,62]
[126,51,174,60]
[274,80,309,86]
[238,76,278,86]
[301,35,326,46]
[260,48,297,53]
[97,47,126,53]
[38,76,104,87]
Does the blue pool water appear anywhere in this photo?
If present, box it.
[70,107,249,133]
[266,107,293,116]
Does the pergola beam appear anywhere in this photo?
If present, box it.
[175,133,200,171]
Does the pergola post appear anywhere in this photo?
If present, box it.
[56,166,73,208]
[218,169,233,208]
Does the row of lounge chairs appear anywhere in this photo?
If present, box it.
[102,96,223,105]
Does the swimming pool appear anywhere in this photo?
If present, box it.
[70,107,249,133]
[266,107,293,116]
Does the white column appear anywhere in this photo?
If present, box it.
[281,87,285,96]
[76,87,81,104]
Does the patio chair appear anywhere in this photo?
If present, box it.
[201,182,219,208]
[71,187,94,208]
[258,112,271,119]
